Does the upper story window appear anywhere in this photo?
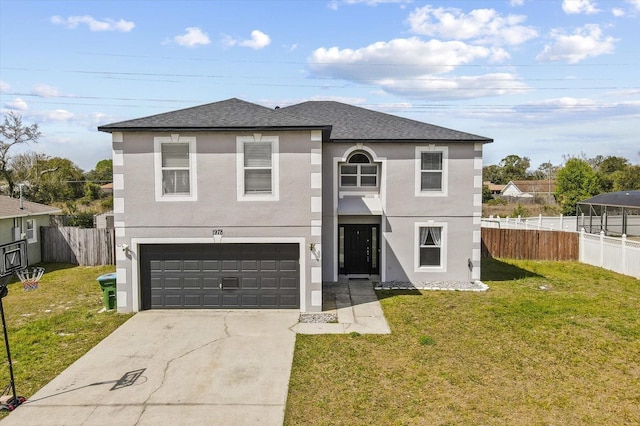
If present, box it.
[154,135,197,202]
[340,152,378,188]
[415,146,448,197]
[237,135,279,201]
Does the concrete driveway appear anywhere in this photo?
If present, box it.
[1,310,299,426]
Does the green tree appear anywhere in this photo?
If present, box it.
[612,165,640,191]
[555,158,601,215]
[483,164,503,184]
[85,159,112,183]
[0,112,41,195]
[482,184,493,202]
[30,157,84,204]
[595,156,629,192]
[499,154,530,182]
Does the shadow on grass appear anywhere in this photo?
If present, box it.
[375,289,423,301]
[481,257,543,281]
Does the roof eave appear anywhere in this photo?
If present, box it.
[98,125,332,133]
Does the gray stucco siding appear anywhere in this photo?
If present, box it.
[113,130,322,312]
[321,141,481,283]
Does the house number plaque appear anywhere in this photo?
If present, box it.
[212,229,223,236]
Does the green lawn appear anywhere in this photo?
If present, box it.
[0,263,132,414]
[285,259,640,425]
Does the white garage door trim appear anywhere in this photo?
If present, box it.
[131,237,307,312]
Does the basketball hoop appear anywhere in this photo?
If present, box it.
[17,267,45,291]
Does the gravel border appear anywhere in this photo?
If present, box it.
[299,313,338,323]
[374,280,489,292]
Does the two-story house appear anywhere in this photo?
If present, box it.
[98,98,491,313]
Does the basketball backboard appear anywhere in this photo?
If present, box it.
[0,240,27,278]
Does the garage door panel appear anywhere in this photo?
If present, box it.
[203,277,219,289]
[140,243,299,309]
[241,277,259,289]
[279,260,297,271]
[222,260,239,271]
[241,260,258,271]
[183,277,201,289]
[261,277,277,289]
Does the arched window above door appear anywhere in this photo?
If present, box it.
[340,151,378,188]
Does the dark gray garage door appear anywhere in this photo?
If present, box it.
[140,243,299,309]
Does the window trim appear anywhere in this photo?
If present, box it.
[26,218,36,243]
[415,145,448,197]
[339,151,379,189]
[154,135,197,202]
[414,221,447,272]
[236,135,279,201]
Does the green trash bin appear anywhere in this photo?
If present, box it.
[96,272,117,310]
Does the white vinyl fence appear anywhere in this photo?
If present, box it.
[482,215,578,232]
[579,230,640,279]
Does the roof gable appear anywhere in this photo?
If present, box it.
[280,101,492,142]
[98,98,327,131]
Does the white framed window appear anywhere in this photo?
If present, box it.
[154,135,197,202]
[26,219,36,243]
[415,222,447,271]
[415,146,448,197]
[339,152,378,188]
[237,135,279,201]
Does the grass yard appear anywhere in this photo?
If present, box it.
[0,263,132,415]
[285,259,640,425]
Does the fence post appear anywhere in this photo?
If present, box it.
[560,214,564,230]
[599,230,605,267]
[579,228,585,262]
[622,234,627,276]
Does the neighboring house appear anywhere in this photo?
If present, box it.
[0,195,61,265]
[94,210,114,229]
[484,181,505,195]
[100,182,114,195]
[98,98,492,313]
[501,180,556,201]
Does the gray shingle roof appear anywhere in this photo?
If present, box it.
[280,101,492,142]
[578,191,640,209]
[98,98,492,143]
[98,98,327,132]
[0,196,61,219]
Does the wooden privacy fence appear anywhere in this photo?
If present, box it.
[481,228,579,260]
[41,227,115,266]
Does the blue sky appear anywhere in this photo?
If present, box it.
[1,0,639,172]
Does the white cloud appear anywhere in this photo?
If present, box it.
[562,0,600,14]
[379,73,529,100]
[536,24,617,63]
[4,98,28,111]
[173,27,211,47]
[612,8,626,16]
[225,30,271,50]
[50,15,135,32]
[32,84,60,98]
[0,81,11,92]
[407,6,538,46]
[31,109,76,123]
[309,37,508,80]
[510,0,525,6]
[626,0,640,11]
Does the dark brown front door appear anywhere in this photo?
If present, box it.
[340,224,379,275]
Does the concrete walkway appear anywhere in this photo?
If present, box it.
[293,280,391,335]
